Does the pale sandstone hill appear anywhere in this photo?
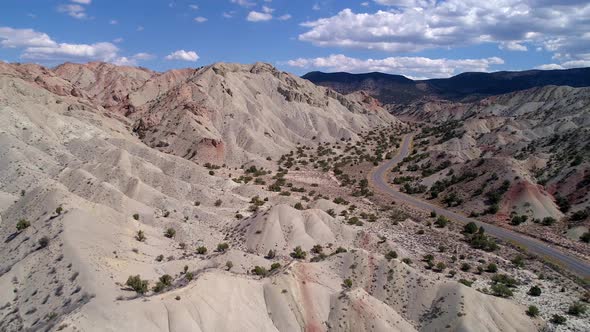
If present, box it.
[0,61,537,332]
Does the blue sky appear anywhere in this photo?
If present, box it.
[1,0,589,78]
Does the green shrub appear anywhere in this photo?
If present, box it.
[526,305,540,317]
[55,206,63,215]
[385,251,398,261]
[463,222,478,234]
[196,246,207,255]
[460,263,471,272]
[135,230,146,242]
[342,278,353,289]
[490,283,513,298]
[126,275,149,294]
[251,266,268,276]
[434,262,446,272]
[216,243,229,252]
[270,263,281,271]
[528,285,542,297]
[38,236,49,249]
[225,261,233,270]
[294,202,304,210]
[133,213,139,220]
[214,199,223,207]
[265,249,276,259]
[580,232,590,243]
[16,219,30,231]
[164,228,176,238]
[458,279,473,287]
[567,302,587,316]
[550,314,566,325]
[541,217,556,226]
[486,263,498,273]
[290,246,307,259]
[434,216,449,228]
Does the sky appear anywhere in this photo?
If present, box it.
[1,0,589,79]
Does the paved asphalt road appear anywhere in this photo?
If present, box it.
[371,134,590,279]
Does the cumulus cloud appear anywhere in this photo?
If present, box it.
[0,26,150,65]
[247,10,273,21]
[57,4,88,19]
[165,50,199,62]
[113,53,155,66]
[299,1,590,63]
[231,0,255,7]
[194,16,208,23]
[285,54,505,79]
[71,0,91,4]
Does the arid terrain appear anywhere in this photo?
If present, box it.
[0,61,589,332]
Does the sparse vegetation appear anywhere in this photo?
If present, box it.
[135,230,146,242]
[164,228,176,238]
[126,275,149,294]
[16,219,30,231]
[290,246,307,259]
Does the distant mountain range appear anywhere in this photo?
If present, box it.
[302,67,590,104]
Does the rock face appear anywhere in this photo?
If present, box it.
[0,61,536,332]
[52,61,399,166]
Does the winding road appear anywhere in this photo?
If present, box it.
[371,134,590,278]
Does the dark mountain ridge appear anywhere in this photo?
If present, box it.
[302,67,590,104]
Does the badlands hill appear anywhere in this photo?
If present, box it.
[388,85,590,253]
[0,60,582,332]
[303,67,590,105]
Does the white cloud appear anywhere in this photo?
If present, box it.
[113,38,124,43]
[277,14,291,21]
[312,4,320,11]
[535,64,563,70]
[109,19,118,25]
[71,0,92,4]
[231,0,255,7]
[57,4,87,19]
[499,41,527,52]
[0,27,151,65]
[189,4,199,10]
[194,16,208,23]
[165,50,199,62]
[285,54,505,79]
[247,11,273,22]
[113,52,155,66]
[299,1,590,63]
[223,11,235,18]
[0,27,57,48]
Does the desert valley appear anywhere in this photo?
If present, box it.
[0,60,588,332]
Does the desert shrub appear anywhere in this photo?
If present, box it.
[490,283,513,298]
[528,285,542,296]
[385,251,398,261]
[265,249,276,259]
[458,279,473,287]
[38,236,50,249]
[251,266,268,277]
[333,247,347,255]
[541,217,556,226]
[555,195,570,213]
[434,262,446,272]
[402,258,412,265]
[133,213,139,220]
[526,305,540,317]
[460,263,471,272]
[580,232,590,243]
[567,302,587,316]
[126,275,149,294]
[135,230,146,242]
[491,274,518,287]
[290,246,307,259]
[217,243,229,252]
[196,246,207,255]
[571,210,589,221]
[225,261,233,270]
[342,279,353,289]
[214,199,222,207]
[270,263,281,271]
[156,254,164,262]
[55,206,63,215]
[294,202,304,210]
[434,216,449,228]
[463,222,478,234]
[511,255,525,268]
[510,215,528,226]
[486,263,498,273]
[16,219,30,231]
[550,314,566,325]
[164,228,176,238]
[311,245,323,254]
